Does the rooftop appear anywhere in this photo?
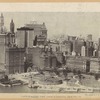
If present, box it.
[17,27,34,30]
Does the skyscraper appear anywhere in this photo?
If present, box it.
[0,13,4,34]
[0,13,4,27]
[10,19,15,33]
[98,38,100,50]
[81,46,86,56]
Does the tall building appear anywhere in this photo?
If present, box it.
[93,50,97,57]
[16,27,34,48]
[68,36,76,41]
[10,19,15,33]
[87,34,92,41]
[5,48,25,74]
[98,38,100,50]
[98,38,100,57]
[86,41,94,57]
[94,42,98,50]
[0,34,6,69]
[88,46,94,57]
[81,46,86,56]
[25,22,47,46]
[0,13,4,27]
[63,40,72,55]
[72,38,84,56]
[5,20,16,47]
[16,21,47,48]
[25,22,47,38]
[0,13,4,34]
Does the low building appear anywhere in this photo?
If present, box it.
[66,56,90,73]
[48,41,59,52]
[28,47,58,70]
[37,35,47,46]
[90,58,100,73]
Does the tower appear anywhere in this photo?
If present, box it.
[81,46,86,56]
[10,19,15,33]
[0,13,4,33]
[0,13,4,27]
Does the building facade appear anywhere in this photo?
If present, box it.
[5,48,25,74]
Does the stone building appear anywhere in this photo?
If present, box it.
[72,38,84,56]
[66,56,90,73]
[27,47,58,70]
[90,58,100,73]
[25,22,47,46]
[16,27,34,48]
[0,34,6,69]
[81,46,86,56]
[87,34,92,42]
[5,48,25,74]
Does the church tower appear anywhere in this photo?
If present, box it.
[10,19,15,33]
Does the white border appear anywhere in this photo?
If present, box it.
[0,3,100,12]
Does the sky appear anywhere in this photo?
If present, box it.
[2,12,100,41]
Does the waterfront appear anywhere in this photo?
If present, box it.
[0,72,99,93]
[0,85,55,93]
[0,12,100,94]
[0,84,99,93]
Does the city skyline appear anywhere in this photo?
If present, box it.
[2,12,100,41]
[1,12,100,93]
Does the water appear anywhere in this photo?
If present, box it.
[0,85,56,93]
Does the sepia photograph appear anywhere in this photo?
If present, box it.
[0,2,100,99]
[0,12,100,93]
